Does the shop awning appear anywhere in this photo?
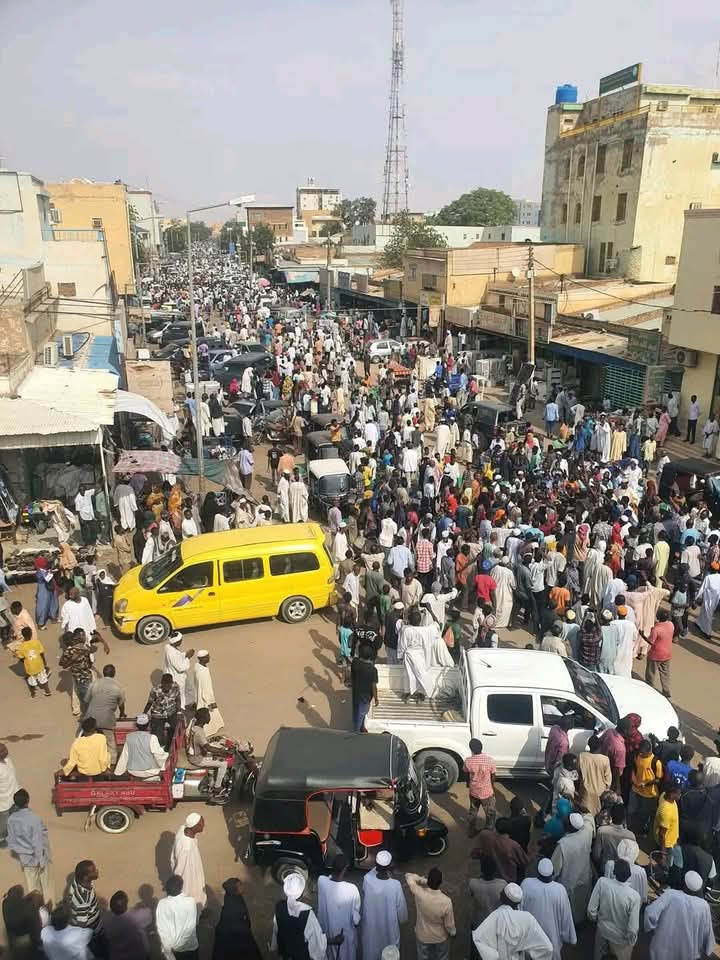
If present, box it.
[0,398,101,449]
[114,390,177,438]
[113,449,181,475]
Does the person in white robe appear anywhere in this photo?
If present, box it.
[601,577,627,612]
[155,876,200,960]
[240,365,254,395]
[163,632,194,709]
[60,588,97,636]
[277,472,291,523]
[644,870,715,960]
[289,475,309,523]
[317,855,361,960]
[271,872,335,960]
[551,812,595,924]
[193,652,224,736]
[594,417,611,462]
[492,558,516,628]
[588,558,613,612]
[199,398,211,438]
[587,859,641,960]
[473,883,553,960]
[423,396,436,432]
[613,610,637,679]
[419,584,457,629]
[694,569,720,637]
[170,813,206,907]
[361,851,407,960]
[113,481,137,531]
[520,859,575,960]
[603,839,648,904]
[435,421,451,458]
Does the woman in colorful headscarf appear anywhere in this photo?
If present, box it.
[33,556,58,629]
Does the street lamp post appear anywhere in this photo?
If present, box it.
[186,195,255,489]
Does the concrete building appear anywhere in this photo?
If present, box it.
[125,184,162,261]
[47,180,135,295]
[540,70,720,281]
[247,205,295,243]
[668,208,720,418]
[296,181,342,239]
[513,198,541,226]
[350,222,539,251]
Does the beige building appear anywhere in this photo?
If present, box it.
[296,182,342,239]
[541,72,720,281]
[668,208,720,417]
[47,180,135,295]
[247,205,295,243]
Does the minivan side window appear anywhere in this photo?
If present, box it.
[158,561,214,593]
[223,558,264,582]
[487,693,534,725]
[269,552,320,576]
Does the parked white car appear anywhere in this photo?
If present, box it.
[364,648,679,791]
[366,339,403,360]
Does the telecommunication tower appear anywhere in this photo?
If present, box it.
[381,0,409,220]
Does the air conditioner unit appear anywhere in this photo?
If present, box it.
[62,334,74,359]
[43,343,58,367]
[605,257,618,271]
[713,152,720,164]
[657,100,669,111]
[674,348,698,368]
[584,310,601,321]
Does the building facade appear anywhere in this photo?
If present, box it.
[296,183,342,239]
[247,205,295,243]
[125,185,162,260]
[46,180,135,294]
[351,223,539,251]
[541,76,720,281]
[513,198,541,226]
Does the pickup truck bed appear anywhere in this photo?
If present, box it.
[373,689,464,724]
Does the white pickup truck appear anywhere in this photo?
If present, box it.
[364,648,680,792]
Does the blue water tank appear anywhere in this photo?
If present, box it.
[555,84,578,105]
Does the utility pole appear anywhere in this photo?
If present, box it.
[186,217,204,492]
[246,208,254,288]
[527,244,536,365]
[326,236,333,309]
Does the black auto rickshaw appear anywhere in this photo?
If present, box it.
[249,727,447,883]
[304,430,340,463]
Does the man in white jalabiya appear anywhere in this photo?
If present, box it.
[491,556,516,629]
[397,610,453,702]
[60,587,96,637]
[361,850,408,960]
[193,651,224,736]
[644,869,715,960]
[155,874,200,960]
[112,479,137,531]
[289,472,309,523]
[587,858,640,960]
[520,859,576,960]
[551,811,595,925]
[277,471,291,524]
[163,631,194,710]
[271,872,343,960]
[473,883,553,960]
[317,854,361,960]
[170,813,206,908]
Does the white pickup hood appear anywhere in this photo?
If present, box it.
[602,674,680,740]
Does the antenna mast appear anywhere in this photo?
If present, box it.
[382,0,409,221]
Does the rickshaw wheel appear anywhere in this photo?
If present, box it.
[414,750,459,793]
[272,858,309,886]
[96,806,134,834]
[425,835,447,857]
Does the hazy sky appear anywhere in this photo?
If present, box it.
[2,0,718,220]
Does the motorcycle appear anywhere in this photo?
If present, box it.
[183,718,260,806]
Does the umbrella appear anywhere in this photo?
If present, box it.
[113,449,181,475]
[256,277,270,288]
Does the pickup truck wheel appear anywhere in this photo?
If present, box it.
[415,750,459,793]
[96,806,134,834]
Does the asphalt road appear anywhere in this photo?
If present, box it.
[1,459,720,957]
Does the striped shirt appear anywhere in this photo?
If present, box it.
[69,879,101,929]
[464,753,496,800]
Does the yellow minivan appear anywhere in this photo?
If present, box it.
[113,523,336,644]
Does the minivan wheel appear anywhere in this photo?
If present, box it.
[280,596,312,623]
[136,616,171,645]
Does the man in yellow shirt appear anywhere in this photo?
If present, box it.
[14,627,51,698]
[654,785,681,861]
[59,718,111,779]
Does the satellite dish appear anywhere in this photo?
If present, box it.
[511,267,521,279]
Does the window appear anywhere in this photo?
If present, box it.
[562,158,571,180]
[421,273,438,291]
[561,203,568,224]
[409,265,417,280]
[711,286,720,314]
[540,696,596,730]
[689,201,703,210]
[574,202,582,224]
[576,154,585,178]
[223,558,264,582]
[591,195,602,222]
[486,693,534,725]
[498,295,506,309]
[596,144,607,174]
[50,205,62,224]
[91,217,103,229]
[158,561,214,593]
[543,303,553,323]
[616,193,628,222]
[620,138,633,172]
[501,232,506,241]
[269,552,320,576]
[665,255,677,265]
[57,282,77,297]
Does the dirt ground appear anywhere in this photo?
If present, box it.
[2,449,720,957]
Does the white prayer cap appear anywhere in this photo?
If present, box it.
[393,601,405,610]
[537,858,554,878]
[196,650,209,658]
[136,714,149,726]
[185,812,202,828]
[381,948,400,960]
[616,839,639,864]
[376,850,392,867]
[441,530,449,539]
[685,870,703,892]
[168,631,183,644]
[569,813,584,830]
[504,882,523,904]
[283,872,306,917]
[601,609,613,622]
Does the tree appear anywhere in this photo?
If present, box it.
[332,197,377,230]
[383,211,447,267]
[219,218,244,253]
[432,187,515,226]
[251,223,275,256]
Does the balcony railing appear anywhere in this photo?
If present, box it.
[42,228,103,242]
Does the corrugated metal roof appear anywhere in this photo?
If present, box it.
[550,329,629,359]
[18,367,118,424]
[0,397,100,448]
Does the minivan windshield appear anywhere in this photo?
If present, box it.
[139,544,183,589]
[563,658,619,724]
